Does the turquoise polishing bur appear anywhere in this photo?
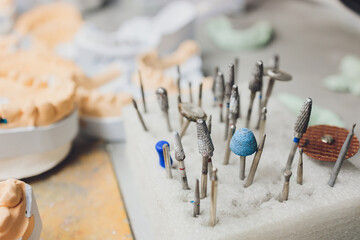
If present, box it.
[230,128,258,156]
[230,128,258,180]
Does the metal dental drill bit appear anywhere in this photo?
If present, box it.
[255,73,264,130]
[212,66,219,107]
[229,85,240,126]
[210,168,218,227]
[198,82,203,107]
[156,87,172,132]
[215,72,225,122]
[234,57,239,85]
[297,148,303,185]
[246,61,263,128]
[261,55,292,111]
[282,170,292,202]
[177,94,183,127]
[197,119,214,199]
[138,71,147,113]
[189,82,193,103]
[177,65,181,102]
[244,134,266,188]
[179,102,207,137]
[173,132,190,190]
[328,124,356,187]
[285,98,312,170]
[177,66,184,127]
[224,64,235,140]
[208,157,214,180]
[132,98,148,131]
[234,57,241,118]
[223,125,236,165]
[207,115,212,135]
[207,115,214,178]
[259,107,267,139]
[193,179,200,217]
[163,144,173,179]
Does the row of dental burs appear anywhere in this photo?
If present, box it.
[131,55,358,227]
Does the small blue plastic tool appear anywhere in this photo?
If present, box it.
[155,140,173,168]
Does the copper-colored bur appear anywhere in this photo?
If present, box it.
[299,125,359,162]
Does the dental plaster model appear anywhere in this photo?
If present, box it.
[0,179,42,240]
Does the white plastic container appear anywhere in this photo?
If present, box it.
[0,110,78,180]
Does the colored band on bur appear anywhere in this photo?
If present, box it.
[293,137,300,143]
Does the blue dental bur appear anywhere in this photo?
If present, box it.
[155,140,173,168]
[230,128,257,180]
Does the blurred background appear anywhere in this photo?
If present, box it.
[1,0,360,239]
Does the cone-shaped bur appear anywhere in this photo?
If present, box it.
[197,119,214,157]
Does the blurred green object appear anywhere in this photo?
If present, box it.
[278,93,345,127]
[206,16,273,51]
[323,55,360,96]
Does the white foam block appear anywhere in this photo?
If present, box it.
[123,91,360,240]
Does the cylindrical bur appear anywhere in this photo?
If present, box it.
[224,64,235,140]
[197,119,214,199]
[173,132,190,190]
[282,170,292,202]
[163,144,172,179]
[215,72,225,122]
[246,61,263,128]
[229,85,240,126]
[285,98,312,170]
[193,179,200,217]
[328,124,356,187]
[210,168,218,227]
[297,148,303,185]
[156,87,172,132]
